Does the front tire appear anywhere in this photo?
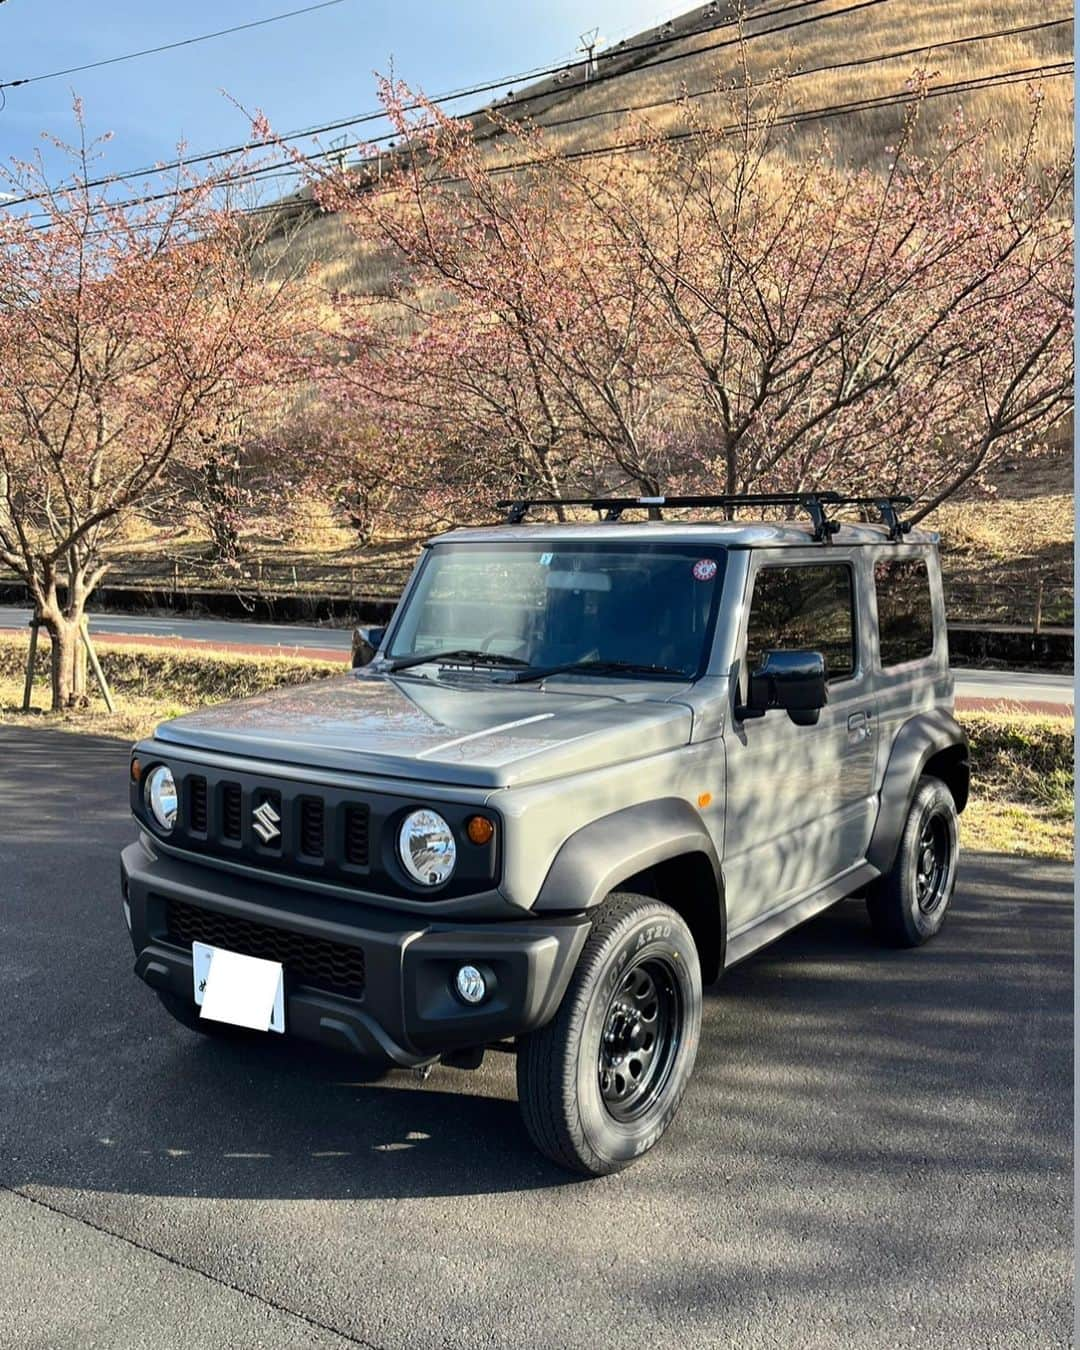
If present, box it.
[866,776,959,947]
[516,893,702,1177]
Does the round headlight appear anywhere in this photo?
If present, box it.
[145,765,178,833]
[398,808,457,887]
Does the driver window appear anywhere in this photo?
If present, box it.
[745,563,856,683]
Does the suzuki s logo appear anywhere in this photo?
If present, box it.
[252,799,281,844]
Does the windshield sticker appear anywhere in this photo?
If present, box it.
[538,552,553,566]
[692,558,718,582]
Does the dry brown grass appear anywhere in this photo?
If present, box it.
[3,471,1071,625]
[523,0,1073,164]
[958,709,1073,859]
[259,0,1072,296]
[0,632,342,742]
[929,486,1074,627]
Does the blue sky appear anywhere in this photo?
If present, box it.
[0,1,673,191]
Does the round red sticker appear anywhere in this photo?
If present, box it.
[692,559,718,582]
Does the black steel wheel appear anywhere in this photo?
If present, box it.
[867,776,959,947]
[598,956,683,1122]
[516,892,702,1177]
[914,812,951,915]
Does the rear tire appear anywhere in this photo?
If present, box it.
[516,893,702,1177]
[866,776,959,948]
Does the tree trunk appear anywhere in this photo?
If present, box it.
[41,612,89,712]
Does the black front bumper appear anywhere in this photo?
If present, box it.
[121,839,590,1067]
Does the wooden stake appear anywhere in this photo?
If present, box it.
[1033,578,1044,637]
[80,619,115,713]
[21,618,39,711]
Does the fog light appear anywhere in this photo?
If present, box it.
[455,964,487,1005]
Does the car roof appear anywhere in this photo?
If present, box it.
[428,520,938,548]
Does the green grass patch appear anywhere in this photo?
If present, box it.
[0,631,342,742]
[955,711,1072,861]
[0,630,341,703]
[958,711,1074,820]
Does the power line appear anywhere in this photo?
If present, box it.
[22,9,1073,228]
[12,0,899,222]
[38,58,1072,244]
[202,21,1077,208]
[463,16,1075,150]
[0,0,347,90]
[0,0,865,206]
[364,61,1079,187]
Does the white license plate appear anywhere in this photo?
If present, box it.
[193,941,285,1034]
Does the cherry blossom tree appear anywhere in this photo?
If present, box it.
[0,110,318,709]
[316,69,1072,523]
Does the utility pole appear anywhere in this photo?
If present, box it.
[329,133,349,173]
[577,28,600,81]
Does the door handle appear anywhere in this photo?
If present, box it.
[847,710,872,741]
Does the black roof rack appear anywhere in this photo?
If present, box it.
[495,492,914,542]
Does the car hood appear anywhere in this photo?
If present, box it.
[153,672,694,789]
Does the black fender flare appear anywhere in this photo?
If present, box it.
[868,709,970,873]
[533,797,724,916]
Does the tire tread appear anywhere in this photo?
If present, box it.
[866,775,957,948]
[517,892,697,1175]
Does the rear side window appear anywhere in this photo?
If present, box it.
[875,559,935,666]
[745,564,855,682]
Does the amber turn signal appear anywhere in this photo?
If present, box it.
[466,815,495,846]
[697,791,712,809]
[130,758,142,783]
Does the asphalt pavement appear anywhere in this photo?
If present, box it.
[0,605,354,655]
[0,728,1073,1349]
[0,606,1072,707]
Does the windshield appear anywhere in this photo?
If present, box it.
[385,541,726,680]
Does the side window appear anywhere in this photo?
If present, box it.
[745,563,856,683]
[875,558,935,666]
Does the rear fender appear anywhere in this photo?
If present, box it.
[868,710,970,873]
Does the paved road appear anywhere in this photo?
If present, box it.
[0,728,1072,1349]
[0,606,1072,707]
[950,666,1073,707]
[0,605,355,655]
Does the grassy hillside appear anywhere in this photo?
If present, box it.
[260,0,1073,294]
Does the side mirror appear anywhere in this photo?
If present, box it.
[351,624,386,668]
[739,649,828,727]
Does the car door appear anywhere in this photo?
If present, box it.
[722,549,878,937]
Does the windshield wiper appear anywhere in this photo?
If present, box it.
[386,648,530,674]
[509,659,688,684]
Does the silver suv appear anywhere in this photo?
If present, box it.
[122,493,969,1176]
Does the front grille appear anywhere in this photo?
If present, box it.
[161,766,491,899]
[344,804,370,865]
[221,783,242,840]
[299,796,324,858]
[188,777,208,833]
[165,899,366,1001]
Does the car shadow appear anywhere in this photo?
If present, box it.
[0,731,1072,1209]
